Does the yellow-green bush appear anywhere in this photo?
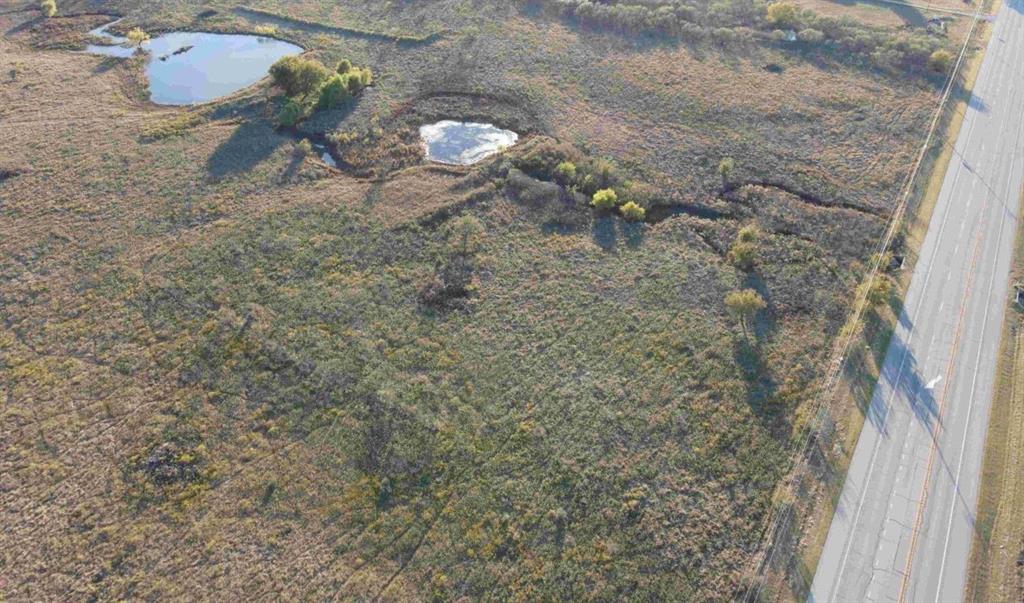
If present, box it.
[591,188,619,210]
[270,55,330,97]
[127,28,150,45]
[318,74,350,109]
[619,201,645,222]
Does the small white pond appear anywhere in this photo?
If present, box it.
[85,20,302,105]
[419,121,519,165]
[312,144,337,167]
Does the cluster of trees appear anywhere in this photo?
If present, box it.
[531,0,953,76]
[318,60,373,109]
[512,140,654,224]
[269,55,373,126]
[589,185,647,222]
[763,1,950,74]
[541,0,718,37]
[515,138,623,197]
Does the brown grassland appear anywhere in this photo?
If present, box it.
[0,0,958,599]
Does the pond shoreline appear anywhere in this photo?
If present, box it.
[83,17,302,106]
[420,120,519,166]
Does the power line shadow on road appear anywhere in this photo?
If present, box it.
[846,317,940,439]
[968,94,990,114]
[876,336,980,525]
[878,333,942,433]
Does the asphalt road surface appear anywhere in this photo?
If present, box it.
[809,1,1024,601]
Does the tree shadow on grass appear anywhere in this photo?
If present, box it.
[4,15,41,37]
[733,335,781,421]
[280,150,305,183]
[870,323,897,376]
[889,294,912,331]
[91,55,125,74]
[620,220,645,248]
[206,120,286,179]
[591,216,647,251]
[592,215,616,251]
[741,272,778,340]
[833,0,927,26]
[730,277,781,421]
[296,94,362,137]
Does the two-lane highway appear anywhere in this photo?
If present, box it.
[810,1,1024,600]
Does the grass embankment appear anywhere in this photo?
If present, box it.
[965,184,1024,602]
[234,6,445,44]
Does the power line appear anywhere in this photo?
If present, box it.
[739,5,986,601]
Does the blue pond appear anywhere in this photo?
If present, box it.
[85,20,302,105]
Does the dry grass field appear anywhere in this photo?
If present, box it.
[1,0,953,600]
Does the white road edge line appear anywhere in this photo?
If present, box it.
[826,7,988,596]
[931,72,1024,603]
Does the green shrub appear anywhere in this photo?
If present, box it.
[737,224,759,243]
[729,241,758,270]
[619,201,646,222]
[39,0,56,17]
[512,137,581,181]
[766,2,801,29]
[422,215,486,307]
[861,276,892,307]
[580,174,596,194]
[447,215,485,260]
[797,28,824,43]
[530,0,949,77]
[277,99,303,127]
[318,74,350,109]
[293,138,312,158]
[359,67,373,86]
[336,59,352,74]
[717,157,735,188]
[592,159,617,189]
[555,161,577,185]
[344,70,364,94]
[270,56,330,97]
[928,49,954,73]
[730,225,760,270]
[725,289,767,336]
[591,188,619,210]
[141,110,208,141]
